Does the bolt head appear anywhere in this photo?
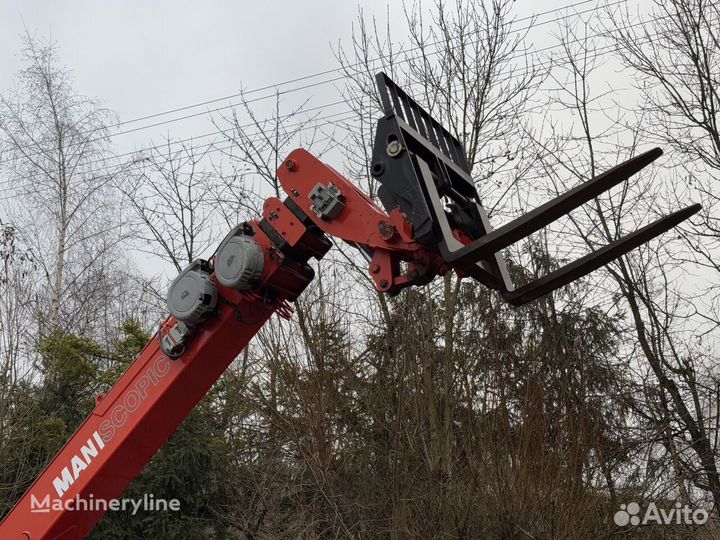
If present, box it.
[371,161,385,177]
[379,222,396,240]
[386,140,403,157]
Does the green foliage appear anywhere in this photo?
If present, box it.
[90,396,234,539]
[89,320,232,539]
[0,318,232,538]
[101,318,150,384]
[37,331,105,428]
[0,381,67,518]
[0,330,108,520]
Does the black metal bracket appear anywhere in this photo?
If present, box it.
[370,72,700,305]
[371,72,513,293]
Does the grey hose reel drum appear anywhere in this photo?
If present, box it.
[167,260,217,324]
[215,232,264,290]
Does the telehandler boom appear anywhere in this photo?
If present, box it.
[0,73,699,539]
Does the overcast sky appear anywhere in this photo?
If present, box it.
[0,1,597,152]
[0,1,412,150]
[0,0,653,283]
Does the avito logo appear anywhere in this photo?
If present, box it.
[614,501,708,527]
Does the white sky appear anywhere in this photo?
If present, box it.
[0,1,413,149]
[0,1,604,152]
[0,0,659,285]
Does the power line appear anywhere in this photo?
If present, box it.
[0,22,664,191]
[0,104,362,190]
[97,0,628,137]
[0,0,626,168]
[104,0,609,130]
[2,8,662,186]
[0,111,359,200]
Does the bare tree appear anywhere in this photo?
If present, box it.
[0,222,35,387]
[211,89,336,219]
[606,0,720,511]
[332,0,545,329]
[124,139,221,273]
[0,32,123,334]
[528,9,720,513]
[606,0,720,324]
[335,0,542,209]
[325,2,588,536]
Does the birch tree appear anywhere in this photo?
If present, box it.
[0,33,122,335]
